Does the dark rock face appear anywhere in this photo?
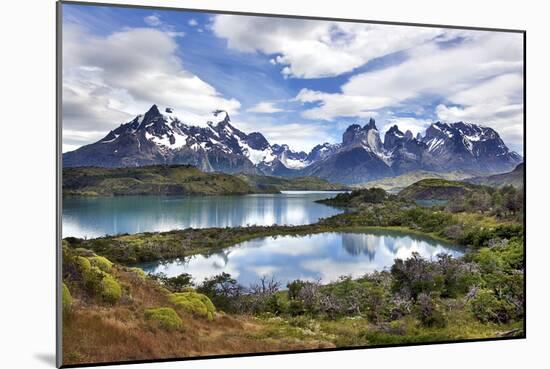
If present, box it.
[63,106,522,184]
[383,125,405,151]
[420,122,522,173]
[303,147,392,183]
[306,143,340,163]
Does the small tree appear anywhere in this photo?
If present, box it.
[415,293,447,328]
[197,273,244,313]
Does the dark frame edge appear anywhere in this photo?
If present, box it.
[522,30,526,339]
[59,335,525,369]
[58,0,526,33]
[56,1,63,368]
[55,1,527,368]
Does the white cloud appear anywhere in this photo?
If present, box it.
[435,73,523,152]
[62,23,240,151]
[295,88,385,120]
[293,32,523,151]
[144,14,161,27]
[380,117,432,138]
[212,15,444,78]
[342,33,522,102]
[234,120,335,152]
[246,101,284,114]
[143,13,185,37]
[188,18,198,27]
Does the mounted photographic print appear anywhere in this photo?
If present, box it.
[57,1,525,367]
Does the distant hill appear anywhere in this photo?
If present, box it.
[466,163,524,188]
[63,165,348,196]
[63,165,257,196]
[398,178,485,201]
[355,170,472,193]
[237,174,348,192]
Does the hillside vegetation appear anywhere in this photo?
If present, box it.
[356,170,471,192]
[62,213,524,365]
[398,179,486,201]
[62,180,524,364]
[237,174,348,192]
[62,246,333,365]
[63,165,256,196]
[63,165,347,196]
[467,163,524,189]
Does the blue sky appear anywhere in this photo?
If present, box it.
[62,3,524,154]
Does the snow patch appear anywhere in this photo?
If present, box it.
[280,157,310,169]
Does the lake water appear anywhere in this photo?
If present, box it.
[62,191,345,238]
[137,231,463,286]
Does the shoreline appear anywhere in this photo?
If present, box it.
[63,222,466,266]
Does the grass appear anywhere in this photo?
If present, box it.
[62,255,336,366]
[249,307,520,348]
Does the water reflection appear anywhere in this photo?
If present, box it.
[62,192,344,238]
[138,231,463,286]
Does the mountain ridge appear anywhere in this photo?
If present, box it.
[63,105,523,184]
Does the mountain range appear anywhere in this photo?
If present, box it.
[63,104,522,184]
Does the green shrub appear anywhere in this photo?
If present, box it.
[144,307,183,330]
[89,256,113,272]
[170,291,216,320]
[152,272,193,292]
[100,273,122,304]
[62,283,72,313]
[73,248,96,257]
[81,265,104,296]
[469,289,514,323]
[197,273,242,312]
[414,293,447,328]
[76,256,92,274]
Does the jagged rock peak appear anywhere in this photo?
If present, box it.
[387,125,404,136]
[364,117,377,131]
[213,109,230,124]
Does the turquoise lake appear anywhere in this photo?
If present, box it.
[137,231,462,286]
[62,191,345,238]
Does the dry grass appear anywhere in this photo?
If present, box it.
[62,266,330,365]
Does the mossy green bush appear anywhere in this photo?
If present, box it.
[89,256,113,272]
[144,307,183,330]
[62,282,72,313]
[128,267,147,280]
[73,248,96,257]
[100,272,122,304]
[76,256,92,274]
[170,291,216,320]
